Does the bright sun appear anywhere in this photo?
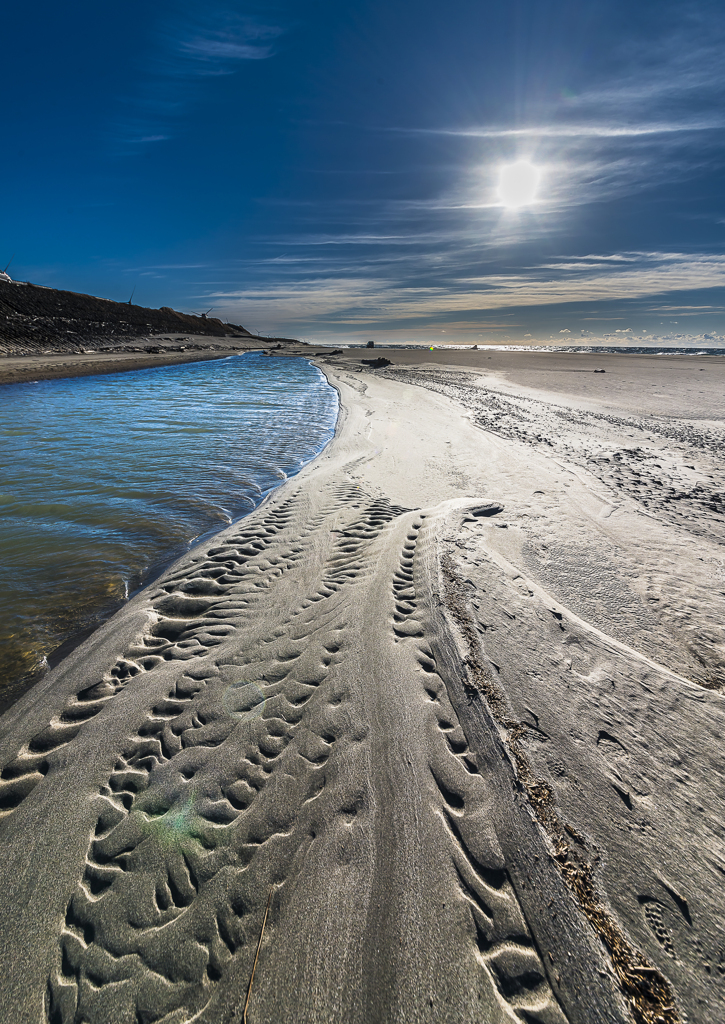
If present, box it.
[498,160,540,208]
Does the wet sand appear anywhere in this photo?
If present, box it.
[0,338,268,387]
[0,350,723,1023]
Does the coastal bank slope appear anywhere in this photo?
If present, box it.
[0,278,301,385]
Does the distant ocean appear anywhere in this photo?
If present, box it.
[326,343,725,355]
[0,352,338,706]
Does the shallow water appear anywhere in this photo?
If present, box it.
[0,352,337,703]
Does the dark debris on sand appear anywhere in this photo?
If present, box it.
[361,357,392,368]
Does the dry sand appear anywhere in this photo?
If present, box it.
[0,349,723,1024]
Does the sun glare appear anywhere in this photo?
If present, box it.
[498,160,540,208]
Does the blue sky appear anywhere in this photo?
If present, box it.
[3,0,725,345]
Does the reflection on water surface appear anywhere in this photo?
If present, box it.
[0,352,337,706]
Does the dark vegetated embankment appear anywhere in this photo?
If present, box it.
[0,280,253,355]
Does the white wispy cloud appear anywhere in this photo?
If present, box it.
[574,26,725,111]
[379,12,725,216]
[395,121,724,139]
[112,5,283,146]
[171,15,283,75]
[205,252,725,327]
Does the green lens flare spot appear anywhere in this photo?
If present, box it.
[140,795,198,849]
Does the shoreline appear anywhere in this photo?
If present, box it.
[0,352,722,1022]
[0,339,271,387]
[5,340,725,394]
[0,351,339,715]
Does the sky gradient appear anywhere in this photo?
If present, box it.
[4,0,725,345]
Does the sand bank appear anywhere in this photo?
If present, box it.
[0,352,723,1023]
[0,338,270,387]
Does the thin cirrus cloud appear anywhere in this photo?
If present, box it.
[576,33,725,110]
[379,16,725,221]
[204,252,725,329]
[362,130,721,236]
[116,6,283,145]
[169,15,284,75]
[395,121,724,139]
[549,11,725,123]
[99,2,725,345]
[443,145,719,218]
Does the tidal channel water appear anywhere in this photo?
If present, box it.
[0,352,338,708]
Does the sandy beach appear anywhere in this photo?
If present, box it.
[0,349,723,1024]
[0,338,272,388]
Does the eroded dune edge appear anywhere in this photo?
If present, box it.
[0,358,723,1024]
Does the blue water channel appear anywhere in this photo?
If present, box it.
[0,352,338,705]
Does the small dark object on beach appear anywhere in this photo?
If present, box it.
[594,368,605,373]
[331,348,343,355]
[366,340,375,348]
[361,357,391,368]
[145,345,160,354]
[471,503,504,517]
